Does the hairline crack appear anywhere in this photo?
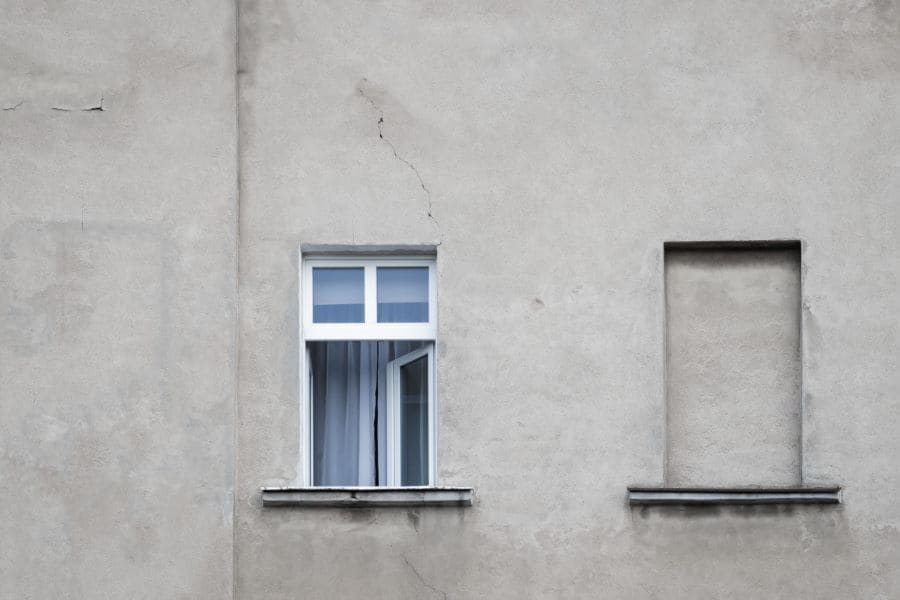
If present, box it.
[402,555,448,600]
[358,87,441,240]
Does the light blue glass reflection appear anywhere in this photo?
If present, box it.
[377,267,428,323]
[312,268,364,323]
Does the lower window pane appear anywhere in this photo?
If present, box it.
[400,355,429,486]
[309,340,426,486]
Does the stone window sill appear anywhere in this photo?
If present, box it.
[628,486,842,506]
[261,486,474,508]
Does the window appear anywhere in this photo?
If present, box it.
[301,255,436,487]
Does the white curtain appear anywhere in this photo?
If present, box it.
[311,341,421,486]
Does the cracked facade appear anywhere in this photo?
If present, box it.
[359,80,441,237]
[2,1,900,599]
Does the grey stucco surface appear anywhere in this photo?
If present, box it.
[2,0,900,598]
[0,1,237,598]
[236,1,900,598]
[665,247,801,486]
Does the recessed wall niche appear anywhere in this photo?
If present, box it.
[665,242,802,487]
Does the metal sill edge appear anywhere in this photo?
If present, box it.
[261,486,474,508]
[628,486,842,506]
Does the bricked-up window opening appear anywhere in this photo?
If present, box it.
[665,242,802,487]
[302,255,436,487]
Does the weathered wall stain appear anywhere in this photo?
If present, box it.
[777,0,900,79]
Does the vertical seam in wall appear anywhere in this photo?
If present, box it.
[798,242,804,484]
[232,0,242,597]
[661,244,669,485]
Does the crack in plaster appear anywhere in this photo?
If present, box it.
[358,86,441,240]
[51,94,105,112]
[402,555,448,600]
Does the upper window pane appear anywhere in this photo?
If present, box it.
[377,267,429,323]
[312,267,364,323]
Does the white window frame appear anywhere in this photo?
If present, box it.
[302,256,437,341]
[300,255,437,487]
[386,344,436,487]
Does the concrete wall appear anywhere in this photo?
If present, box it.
[3,0,900,598]
[0,1,237,598]
[236,1,899,598]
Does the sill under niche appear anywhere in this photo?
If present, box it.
[261,486,474,508]
[628,486,842,506]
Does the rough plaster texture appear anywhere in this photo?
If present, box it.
[0,1,237,598]
[665,247,802,486]
[3,0,900,598]
[236,1,900,599]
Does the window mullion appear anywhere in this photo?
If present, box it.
[364,264,377,326]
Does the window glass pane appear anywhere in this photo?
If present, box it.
[310,340,425,487]
[312,267,364,323]
[377,267,429,323]
[400,355,429,486]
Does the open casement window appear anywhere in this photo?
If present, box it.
[386,345,435,487]
[302,256,436,488]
